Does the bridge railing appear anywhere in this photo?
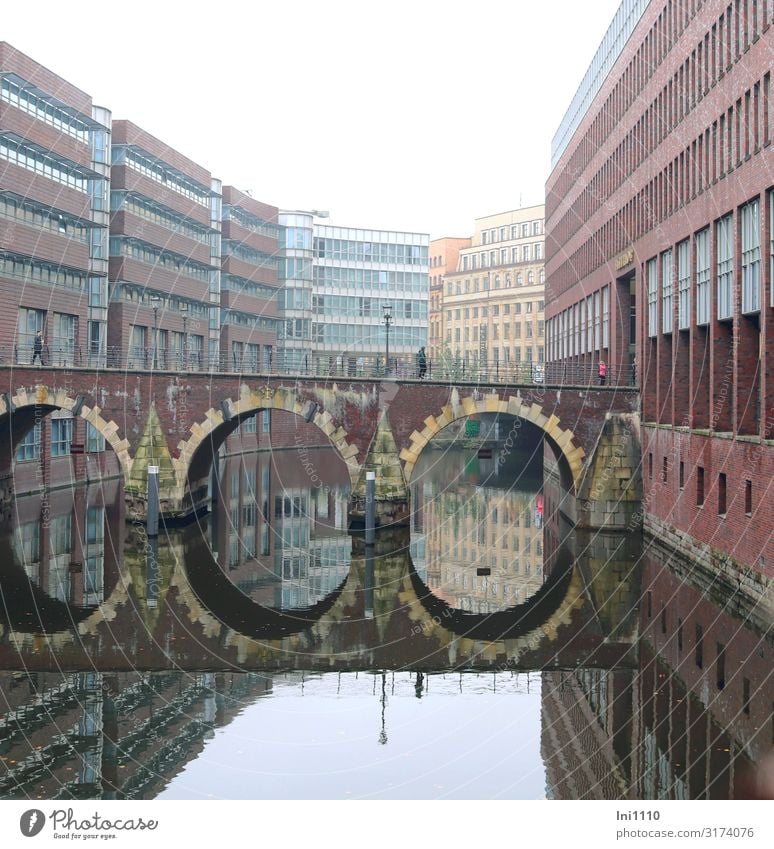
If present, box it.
[0,345,634,387]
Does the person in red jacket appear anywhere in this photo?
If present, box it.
[598,360,607,385]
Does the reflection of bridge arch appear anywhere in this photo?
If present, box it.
[0,385,131,481]
[174,385,362,504]
[406,546,582,643]
[400,393,584,494]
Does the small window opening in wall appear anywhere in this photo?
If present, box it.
[647,591,652,618]
[677,618,683,652]
[662,456,668,483]
[716,643,726,690]
[660,606,667,634]
[745,479,752,516]
[697,466,705,506]
[648,452,653,479]
[718,472,727,516]
[695,624,703,668]
[742,678,751,715]
[679,461,685,489]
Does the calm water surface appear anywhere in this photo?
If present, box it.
[0,445,771,799]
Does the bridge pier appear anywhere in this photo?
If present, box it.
[575,413,642,531]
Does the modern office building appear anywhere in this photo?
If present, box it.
[442,207,546,375]
[220,186,281,372]
[428,236,470,363]
[1,42,115,493]
[545,0,773,575]
[279,215,430,373]
[1,41,111,367]
[108,120,218,370]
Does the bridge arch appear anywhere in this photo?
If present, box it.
[174,385,362,506]
[0,385,132,481]
[399,392,585,494]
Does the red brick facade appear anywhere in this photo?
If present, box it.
[545,1,774,573]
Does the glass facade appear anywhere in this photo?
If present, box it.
[280,221,429,370]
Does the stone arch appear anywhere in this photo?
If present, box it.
[173,385,362,504]
[0,385,132,481]
[398,391,585,494]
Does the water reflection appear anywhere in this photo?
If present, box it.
[412,448,545,613]
[0,444,771,800]
[208,450,352,609]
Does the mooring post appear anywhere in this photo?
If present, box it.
[365,470,376,545]
[364,546,375,620]
[147,465,160,537]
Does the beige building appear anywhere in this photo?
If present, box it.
[428,237,471,363]
[440,206,545,377]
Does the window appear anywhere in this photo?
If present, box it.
[677,239,691,329]
[15,423,41,461]
[262,410,271,433]
[695,624,704,668]
[17,307,45,364]
[661,250,673,334]
[679,461,685,489]
[718,472,727,516]
[86,422,105,452]
[696,228,710,324]
[647,258,658,336]
[51,418,72,457]
[741,198,760,313]
[602,286,610,348]
[716,214,734,320]
[745,479,752,516]
[523,245,531,262]
[770,192,774,307]
[697,466,705,506]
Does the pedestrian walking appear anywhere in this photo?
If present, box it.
[32,330,44,365]
[598,359,607,386]
[417,346,427,379]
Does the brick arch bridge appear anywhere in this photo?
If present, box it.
[0,366,641,529]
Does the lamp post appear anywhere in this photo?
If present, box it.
[150,295,161,370]
[180,304,189,371]
[382,303,392,376]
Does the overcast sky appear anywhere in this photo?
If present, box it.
[3,0,622,237]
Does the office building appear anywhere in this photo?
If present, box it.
[279,213,429,373]
[545,0,773,574]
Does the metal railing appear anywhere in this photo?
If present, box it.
[0,345,635,387]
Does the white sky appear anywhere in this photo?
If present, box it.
[3,0,622,237]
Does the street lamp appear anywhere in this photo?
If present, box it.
[150,295,161,370]
[382,303,392,376]
[180,304,189,371]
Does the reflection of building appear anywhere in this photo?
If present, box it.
[441,207,545,373]
[0,671,273,800]
[211,450,352,608]
[8,481,123,607]
[544,1,773,573]
[421,483,544,613]
[542,547,773,800]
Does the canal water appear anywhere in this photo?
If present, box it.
[0,442,771,800]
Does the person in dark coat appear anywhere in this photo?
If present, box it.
[32,331,44,365]
[417,346,427,379]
